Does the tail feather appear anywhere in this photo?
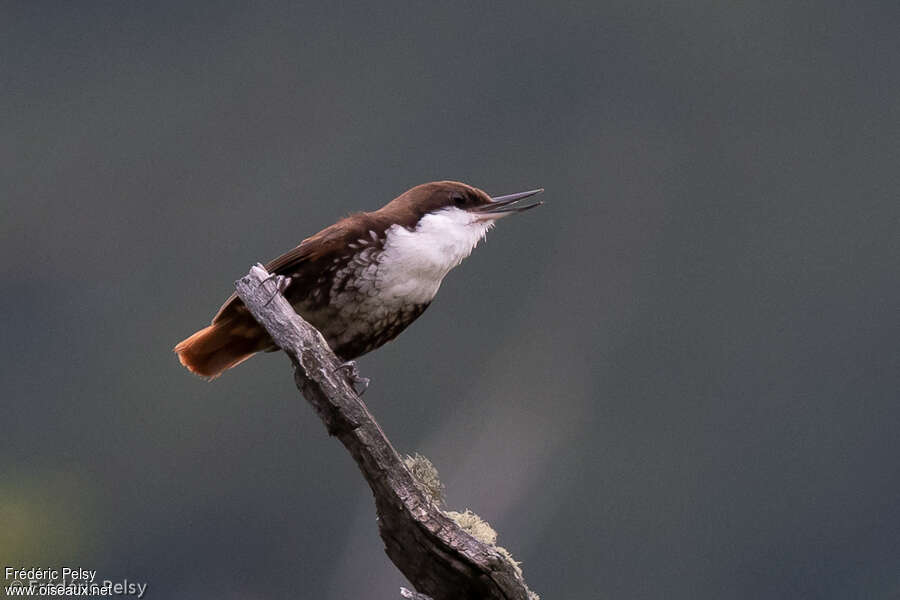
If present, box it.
[174,318,267,379]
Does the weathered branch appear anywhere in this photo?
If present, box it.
[401,587,436,600]
[234,265,534,600]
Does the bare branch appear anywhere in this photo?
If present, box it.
[400,587,434,600]
[234,265,535,600]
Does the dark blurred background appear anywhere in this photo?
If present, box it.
[3,2,899,598]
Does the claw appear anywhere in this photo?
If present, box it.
[260,273,292,305]
[333,360,371,396]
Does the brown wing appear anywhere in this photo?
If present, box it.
[211,213,386,324]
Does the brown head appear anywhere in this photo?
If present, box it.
[376,180,543,227]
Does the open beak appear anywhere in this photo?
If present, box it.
[473,188,544,219]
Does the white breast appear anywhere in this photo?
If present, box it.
[300,207,494,351]
[376,207,494,304]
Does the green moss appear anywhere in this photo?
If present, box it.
[404,453,540,600]
[403,453,445,505]
[444,509,498,545]
[445,507,539,600]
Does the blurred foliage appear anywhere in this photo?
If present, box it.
[0,470,100,568]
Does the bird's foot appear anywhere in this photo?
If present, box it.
[258,269,292,305]
[333,360,370,396]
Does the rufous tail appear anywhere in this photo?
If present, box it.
[174,317,267,379]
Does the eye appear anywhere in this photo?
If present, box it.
[451,192,467,206]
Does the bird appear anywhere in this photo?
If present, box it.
[174,180,542,380]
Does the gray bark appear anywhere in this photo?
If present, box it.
[234,265,534,600]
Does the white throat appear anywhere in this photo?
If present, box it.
[377,207,494,304]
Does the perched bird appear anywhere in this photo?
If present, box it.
[174,180,542,379]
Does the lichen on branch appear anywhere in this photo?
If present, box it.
[234,265,538,600]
